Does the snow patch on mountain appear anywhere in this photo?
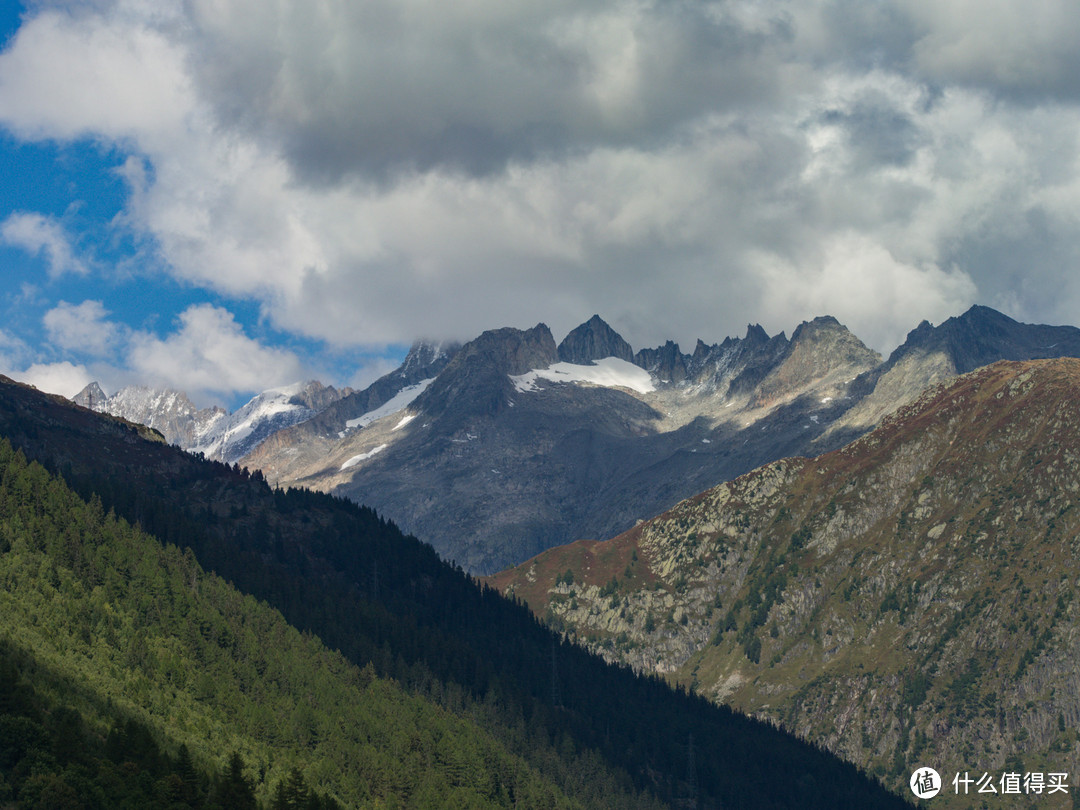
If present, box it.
[342,444,387,470]
[76,384,227,447]
[345,379,436,430]
[510,357,655,395]
[393,413,417,431]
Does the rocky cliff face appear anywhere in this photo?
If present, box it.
[824,305,1080,437]
[557,314,635,364]
[241,307,1080,575]
[76,306,1080,580]
[73,384,227,450]
[747,316,880,409]
[491,358,1080,805]
[241,339,458,484]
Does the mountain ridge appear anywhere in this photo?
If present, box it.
[491,357,1080,805]
[72,379,351,464]
[0,370,909,809]
[0,437,579,809]
[68,305,1080,574]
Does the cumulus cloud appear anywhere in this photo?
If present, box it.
[1,213,87,277]
[751,233,978,351]
[43,300,123,357]
[183,0,798,182]
[11,361,93,398]
[2,0,1080,360]
[0,329,33,372]
[900,0,1080,100]
[127,304,307,403]
[11,300,309,408]
[0,8,193,143]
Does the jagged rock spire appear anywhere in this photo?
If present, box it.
[557,315,634,364]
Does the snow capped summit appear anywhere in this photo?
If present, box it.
[191,381,344,462]
[71,380,349,463]
[74,383,227,448]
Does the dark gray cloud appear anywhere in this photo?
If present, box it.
[184,0,799,183]
[817,0,1080,103]
[823,94,922,168]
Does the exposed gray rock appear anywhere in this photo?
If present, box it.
[557,315,634,364]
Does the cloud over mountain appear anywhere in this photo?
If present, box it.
[1,0,1079,373]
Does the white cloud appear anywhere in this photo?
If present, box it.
[0,212,87,277]
[751,233,978,352]
[127,304,306,403]
[26,300,312,408]
[0,9,193,143]
[900,0,1080,98]
[9,361,93,398]
[2,0,1080,361]
[43,300,123,356]
[0,329,33,373]
[0,329,89,398]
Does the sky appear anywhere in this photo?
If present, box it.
[1,0,1079,409]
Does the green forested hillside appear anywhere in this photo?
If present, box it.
[0,440,578,808]
[1,637,268,810]
[0,375,909,809]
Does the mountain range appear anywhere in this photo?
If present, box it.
[74,305,1080,574]
[22,302,1080,806]
[73,379,352,465]
[0,371,907,809]
[491,357,1080,806]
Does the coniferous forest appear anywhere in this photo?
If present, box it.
[0,376,910,808]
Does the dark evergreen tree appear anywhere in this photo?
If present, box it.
[272,767,309,810]
[216,751,257,810]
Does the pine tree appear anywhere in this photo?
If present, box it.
[272,767,310,810]
[216,751,257,810]
[176,743,202,807]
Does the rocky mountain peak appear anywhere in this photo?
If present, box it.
[786,316,881,366]
[397,340,461,381]
[743,323,770,344]
[72,381,107,411]
[886,304,1080,376]
[633,340,687,383]
[557,315,635,364]
[411,324,558,421]
[690,338,712,363]
[287,380,351,412]
[788,314,841,342]
[471,323,558,376]
[83,385,226,450]
[491,357,1080,798]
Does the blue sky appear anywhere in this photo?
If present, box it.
[3,0,1080,410]
[0,2,407,408]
